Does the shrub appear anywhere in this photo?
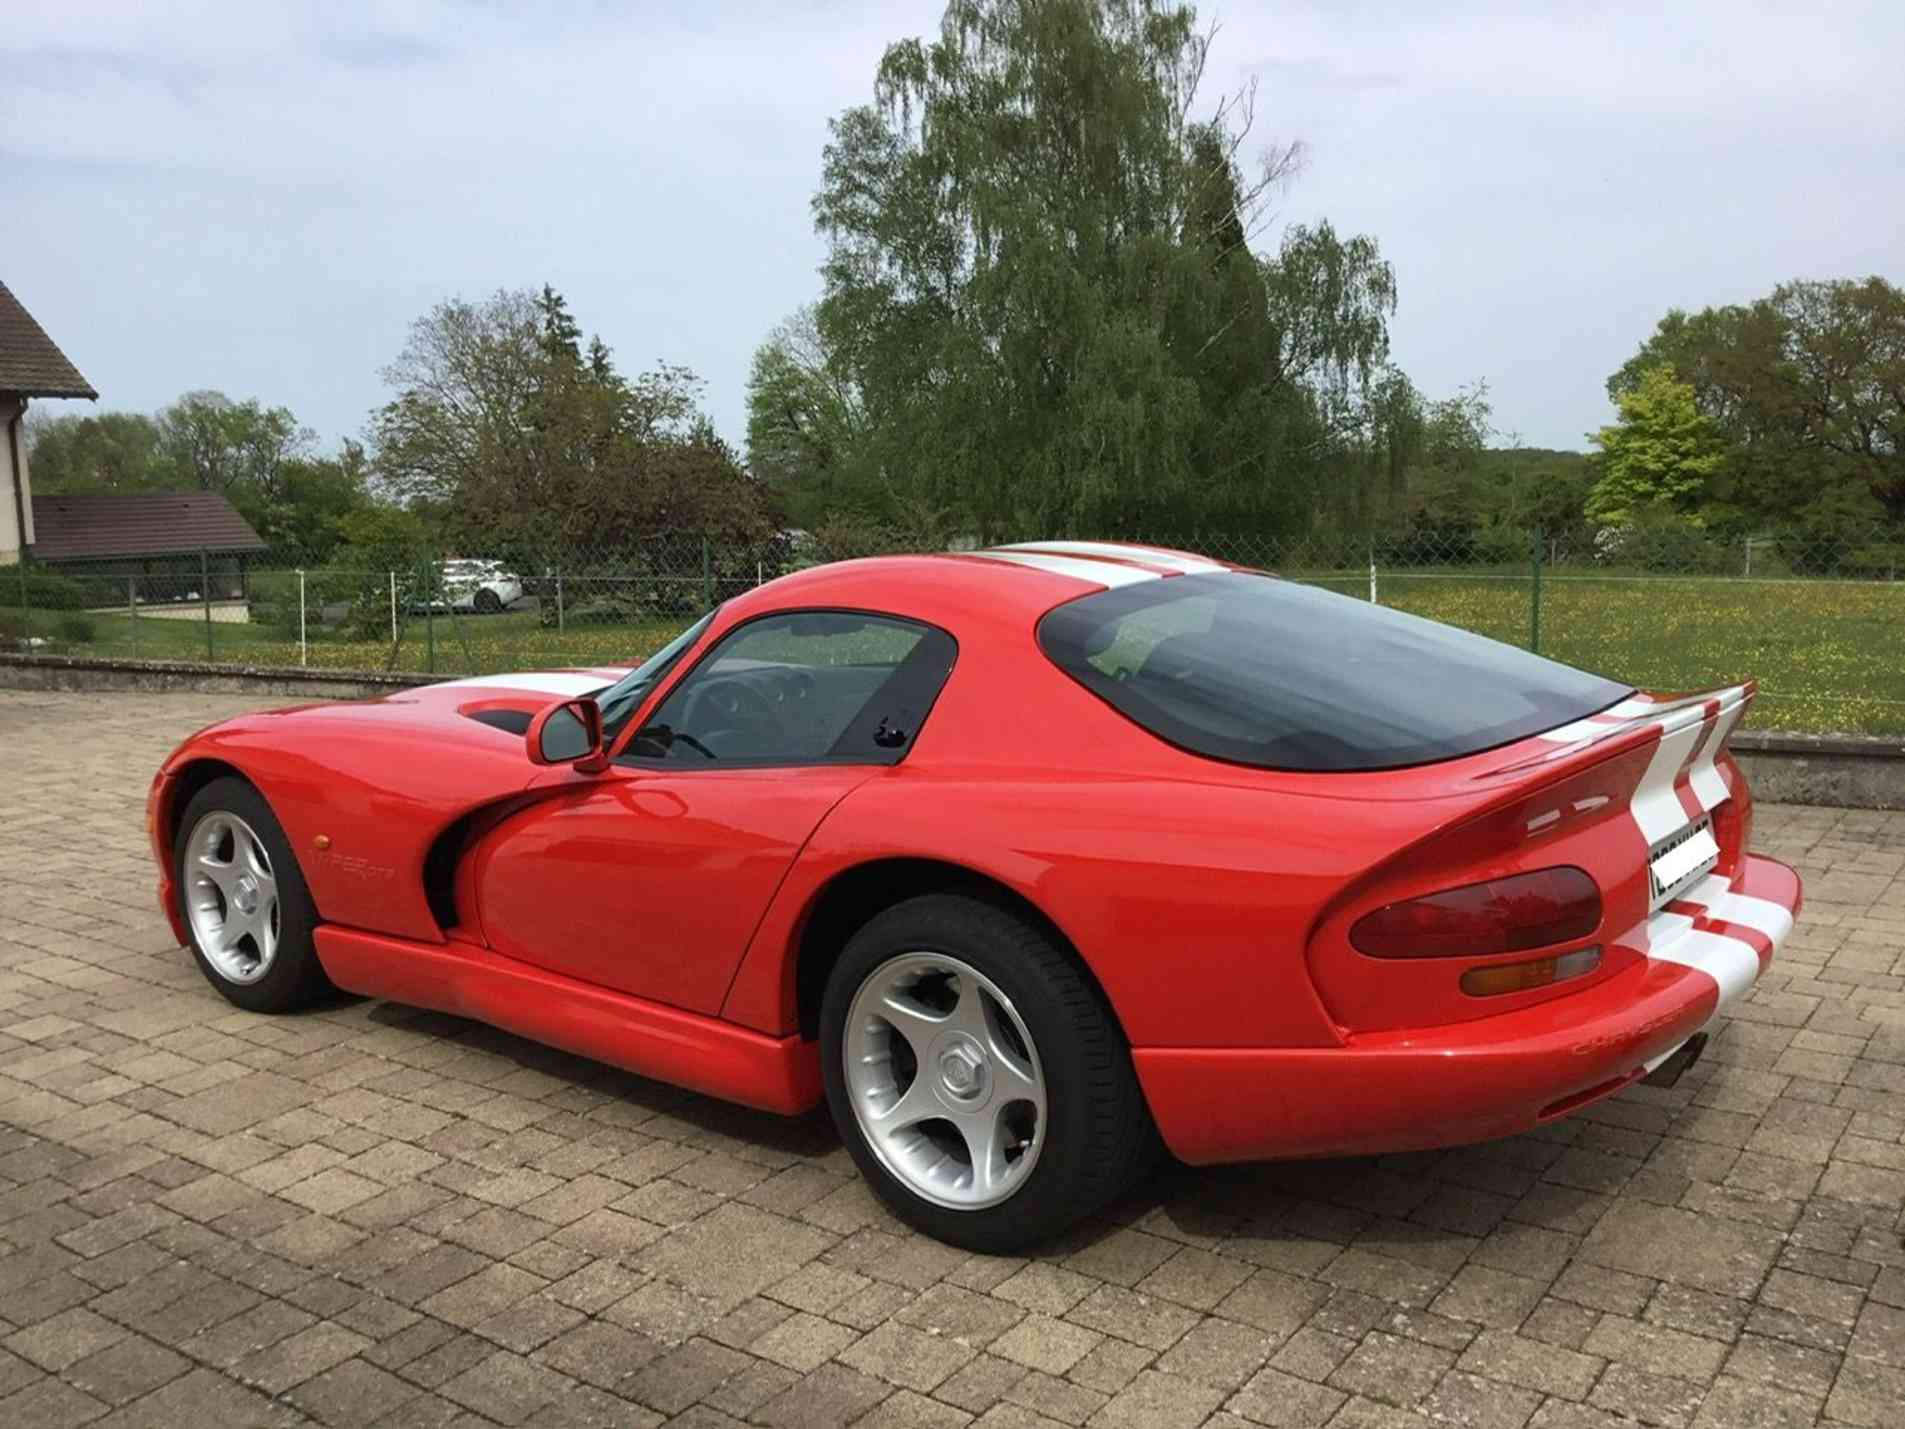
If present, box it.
[12,566,88,610]
[57,613,96,642]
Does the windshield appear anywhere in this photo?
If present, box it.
[1038,572,1631,772]
[596,610,717,740]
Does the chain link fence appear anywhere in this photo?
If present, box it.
[6,523,1902,735]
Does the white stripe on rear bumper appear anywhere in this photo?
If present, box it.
[1647,923,1761,1009]
[1675,873,1795,944]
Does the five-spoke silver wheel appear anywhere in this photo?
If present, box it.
[184,810,281,985]
[842,952,1046,1209]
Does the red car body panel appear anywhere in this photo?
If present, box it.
[1139,854,1800,1163]
[311,925,822,1113]
[477,764,877,1013]
[149,544,1803,1163]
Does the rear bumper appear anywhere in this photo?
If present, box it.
[1136,853,1800,1165]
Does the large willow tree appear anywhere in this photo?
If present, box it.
[805,0,1396,539]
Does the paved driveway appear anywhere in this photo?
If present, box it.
[1,688,1901,1429]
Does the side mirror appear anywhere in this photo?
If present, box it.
[526,697,608,773]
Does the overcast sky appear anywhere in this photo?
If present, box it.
[7,1,1902,458]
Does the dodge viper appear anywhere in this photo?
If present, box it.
[149,542,1801,1250]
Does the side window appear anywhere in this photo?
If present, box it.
[623,611,957,766]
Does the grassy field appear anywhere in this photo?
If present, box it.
[14,570,1904,735]
[15,605,694,680]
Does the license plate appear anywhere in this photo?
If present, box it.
[1651,815,1719,904]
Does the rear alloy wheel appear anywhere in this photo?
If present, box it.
[843,952,1047,1209]
[473,587,504,615]
[821,895,1157,1251]
[175,777,332,1013]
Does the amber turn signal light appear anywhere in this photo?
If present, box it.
[1460,946,1601,997]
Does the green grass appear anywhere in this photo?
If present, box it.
[12,605,694,680]
[11,569,1903,736]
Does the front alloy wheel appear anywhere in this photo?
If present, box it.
[184,810,282,984]
[174,776,332,1013]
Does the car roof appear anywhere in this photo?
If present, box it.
[733,542,1237,625]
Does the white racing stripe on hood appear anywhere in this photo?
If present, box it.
[430,672,614,698]
[994,541,1226,575]
[966,550,1161,587]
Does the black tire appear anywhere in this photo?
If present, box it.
[473,588,504,615]
[173,776,332,1013]
[819,894,1158,1252]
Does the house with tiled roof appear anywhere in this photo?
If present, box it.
[2,279,97,565]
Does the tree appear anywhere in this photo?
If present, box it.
[1585,364,1725,526]
[1611,277,1904,526]
[232,442,372,564]
[155,391,312,498]
[21,410,179,493]
[371,287,778,555]
[808,0,1396,539]
[1772,278,1904,522]
[745,307,871,522]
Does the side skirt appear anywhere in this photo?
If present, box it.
[313,927,824,1115]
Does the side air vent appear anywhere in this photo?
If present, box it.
[465,709,534,736]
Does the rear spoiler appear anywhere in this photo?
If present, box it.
[1462,683,1756,840]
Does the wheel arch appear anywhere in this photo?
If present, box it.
[789,856,1124,1045]
[161,757,257,852]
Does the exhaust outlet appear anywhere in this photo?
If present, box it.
[1641,1031,1709,1089]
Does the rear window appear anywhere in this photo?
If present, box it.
[1038,572,1631,772]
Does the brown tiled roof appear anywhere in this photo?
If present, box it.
[0,281,96,399]
[29,491,267,562]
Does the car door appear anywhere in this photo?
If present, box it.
[473,610,958,1015]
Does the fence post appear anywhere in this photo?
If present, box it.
[127,574,138,653]
[1529,527,1543,654]
[297,569,307,668]
[423,560,436,674]
[701,535,713,610]
[1743,537,1754,578]
[1367,540,1378,605]
[389,571,398,645]
[200,549,215,660]
[555,568,564,635]
[16,555,27,640]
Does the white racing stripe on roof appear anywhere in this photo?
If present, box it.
[966,550,1162,587]
[430,672,614,697]
[994,541,1226,575]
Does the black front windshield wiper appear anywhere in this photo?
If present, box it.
[636,724,718,761]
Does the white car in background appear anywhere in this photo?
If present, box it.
[437,559,524,615]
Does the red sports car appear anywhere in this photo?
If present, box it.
[149,542,1800,1250]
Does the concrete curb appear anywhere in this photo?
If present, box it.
[1730,730,1905,811]
[0,651,435,700]
[3,652,1902,808]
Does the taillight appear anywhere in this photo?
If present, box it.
[1349,867,1602,959]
